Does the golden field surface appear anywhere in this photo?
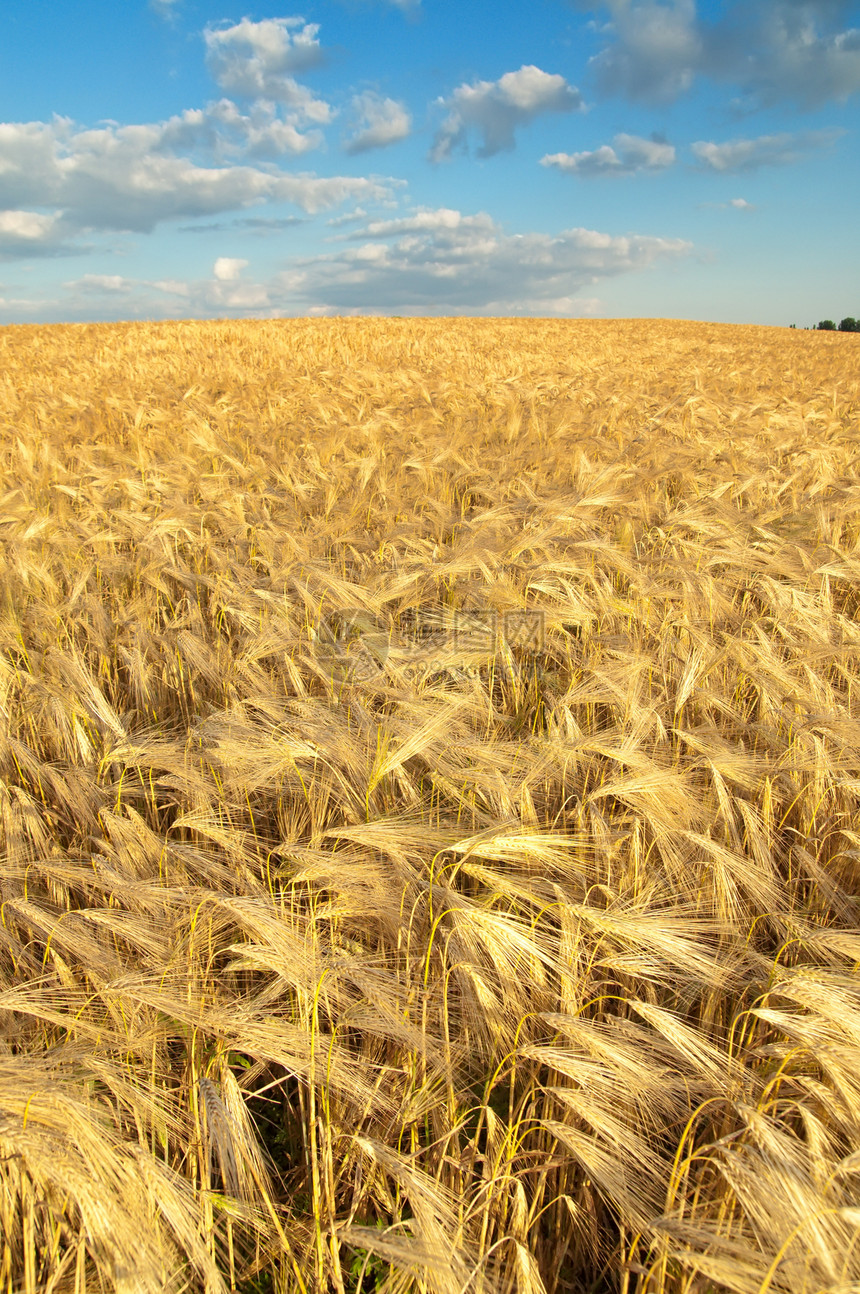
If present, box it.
[1,316,860,1294]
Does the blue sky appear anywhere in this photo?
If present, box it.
[1,0,858,324]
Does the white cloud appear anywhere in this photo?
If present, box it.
[691,129,842,171]
[729,197,754,209]
[431,65,584,160]
[326,207,368,227]
[590,0,701,103]
[542,132,675,175]
[587,0,860,107]
[129,99,325,159]
[67,274,129,292]
[359,208,471,236]
[152,279,190,295]
[352,242,389,262]
[342,93,411,155]
[0,115,390,254]
[730,1,860,107]
[214,256,248,281]
[149,0,181,18]
[204,18,326,102]
[197,98,327,157]
[208,280,270,309]
[0,209,62,250]
[278,205,692,313]
[0,211,47,238]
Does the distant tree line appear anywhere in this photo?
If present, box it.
[815,318,859,331]
[788,319,859,331]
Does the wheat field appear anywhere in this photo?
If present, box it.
[1,316,859,1294]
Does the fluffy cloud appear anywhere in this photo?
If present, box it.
[192,98,328,157]
[213,257,248,281]
[0,115,389,255]
[67,274,130,292]
[204,18,326,102]
[590,0,702,102]
[342,93,411,154]
[209,281,270,309]
[356,208,475,237]
[691,128,841,171]
[587,0,860,107]
[279,206,692,313]
[0,209,67,258]
[542,132,675,175]
[431,65,583,160]
[133,99,326,160]
[326,207,368,227]
[731,3,860,107]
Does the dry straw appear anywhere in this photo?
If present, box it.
[0,315,859,1292]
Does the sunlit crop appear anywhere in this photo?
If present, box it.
[1,316,859,1293]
